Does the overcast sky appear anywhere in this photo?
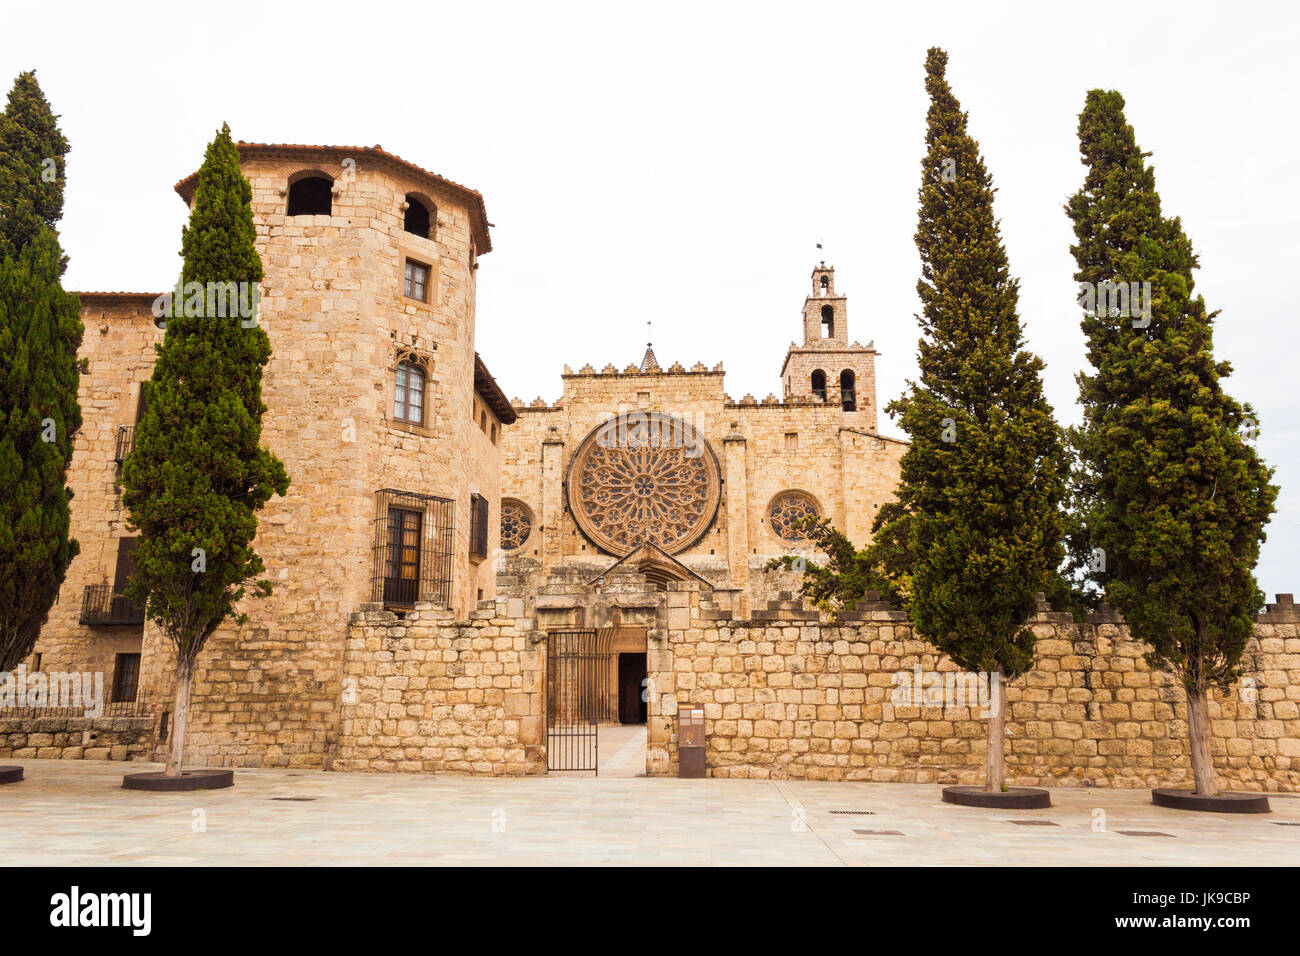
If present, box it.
[4,0,1297,597]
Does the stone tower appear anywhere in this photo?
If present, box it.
[780,262,880,430]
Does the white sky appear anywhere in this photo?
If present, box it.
[4,0,1298,598]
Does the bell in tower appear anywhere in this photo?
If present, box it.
[779,261,881,430]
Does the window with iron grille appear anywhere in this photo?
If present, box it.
[112,653,140,703]
[393,360,425,424]
[404,259,430,302]
[469,493,489,560]
[371,489,454,608]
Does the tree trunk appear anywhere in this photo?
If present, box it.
[985,675,1005,793]
[165,665,193,777]
[1185,683,1217,797]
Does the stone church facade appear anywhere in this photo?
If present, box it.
[14,142,1294,790]
[497,260,905,615]
[21,142,905,771]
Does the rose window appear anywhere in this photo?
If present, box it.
[567,413,721,556]
[499,499,533,551]
[768,491,821,542]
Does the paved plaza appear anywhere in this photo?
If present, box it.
[1,758,1296,866]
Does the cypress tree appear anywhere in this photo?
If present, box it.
[1067,91,1276,796]
[890,48,1068,792]
[120,124,288,776]
[0,71,82,673]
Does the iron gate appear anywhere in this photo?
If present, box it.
[546,629,599,772]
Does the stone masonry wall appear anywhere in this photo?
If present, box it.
[0,713,161,762]
[649,588,1300,792]
[332,599,545,774]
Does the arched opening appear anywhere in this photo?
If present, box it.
[840,369,856,411]
[811,369,826,402]
[404,193,432,238]
[287,173,333,216]
[821,304,834,338]
[819,274,829,294]
[393,359,426,424]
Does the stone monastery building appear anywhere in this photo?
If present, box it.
[26,143,908,773]
[23,143,1294,790]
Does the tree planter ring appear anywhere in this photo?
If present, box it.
[123,769,234,792]
[942,785,1051,809]
[1151,788,1270,814]
[0,765,23,785]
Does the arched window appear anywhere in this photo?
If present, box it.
[287,174,333,216]
[811,369,826,402]
[840,369,856,411]
[404,194,432,238]
[394,359,426,424]
[819,274,829,294]
[821,305,834,338]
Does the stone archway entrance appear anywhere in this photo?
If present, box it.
[594,626,647,776]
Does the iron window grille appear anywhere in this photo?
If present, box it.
[114,425,135,463]
[371,489,455,608]
[79,584,145,625]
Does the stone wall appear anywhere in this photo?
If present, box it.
[0,712,161,762]
[332,600,545,774]
[648,588,1300,792]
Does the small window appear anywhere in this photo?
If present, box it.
[480,411,488,433]
[404,194,432,238]
[112,653,140,703]
[469,493,489,560]
[637,390,651,404]
[785,432,798,451]
[811,369,826,402]
[840,369,856,412]
[31,652,41,672]
[490,422,497,444]
[394,360,425,424]
[287,175,333,216]
[404,259,431,302]
[821,304,834,338]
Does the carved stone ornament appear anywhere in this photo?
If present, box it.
[566,413,721,556]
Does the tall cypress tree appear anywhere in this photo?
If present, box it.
[0,71,83,673]
[120,124,288,776]
[1068,91,1276,797]
[890,48,1068,792]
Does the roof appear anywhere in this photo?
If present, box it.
[474,353,517,424]
[640,344,660,372]
[174,142,493,254]
[76,291,160,303]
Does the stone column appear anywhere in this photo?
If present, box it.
[722,423,750,619]
[540,429,565,573]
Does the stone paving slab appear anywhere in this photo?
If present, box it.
[0,760,1295,866]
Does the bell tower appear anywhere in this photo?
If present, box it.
[802,262,848,346]
[780,262,880,431]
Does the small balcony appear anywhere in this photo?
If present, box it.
[114,425,135,463]
[80,585,144,626]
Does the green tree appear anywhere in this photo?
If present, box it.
[121,124,288,776]
[0,70,82,673]
[767,503,912,615]
[1067,90,1276,796]
[0,71,69,264]
[891,48,1068,792]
